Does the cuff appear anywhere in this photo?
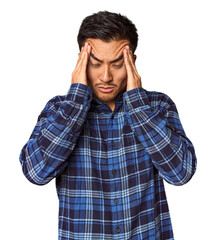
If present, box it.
[65,83,92,104]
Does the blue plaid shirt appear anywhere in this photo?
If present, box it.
[19,83,197,240]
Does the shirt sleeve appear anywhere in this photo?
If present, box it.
[123,87,197,186]
[19,83,92,185]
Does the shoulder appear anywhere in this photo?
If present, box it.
[37,94,67,120]
[143,88,176,112]
[46,94,66,107]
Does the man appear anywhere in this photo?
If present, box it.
[19,11,197,240]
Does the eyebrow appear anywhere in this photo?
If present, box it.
[90,52,124,63]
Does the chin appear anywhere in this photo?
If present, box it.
[96,91,116,102]
[99,93,115,101]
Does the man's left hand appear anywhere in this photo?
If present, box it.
[123,45,142,92]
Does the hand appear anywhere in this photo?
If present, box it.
[71,42,91,86]
[123,45,142,92]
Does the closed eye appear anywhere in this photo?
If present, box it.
[90,63,101,68]
[89,61,124,68]
[113,63,124,68]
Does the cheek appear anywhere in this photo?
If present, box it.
[114,67,127,80]
[87,67,100,87]
[87,66,95,79]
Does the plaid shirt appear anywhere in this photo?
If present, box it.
[19,83,197,240]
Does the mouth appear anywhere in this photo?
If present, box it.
[98,87,115,93]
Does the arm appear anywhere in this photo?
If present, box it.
[19,41,92,185]
[123,87,197,186]
[19,83,92,185]
[122,45,197,186]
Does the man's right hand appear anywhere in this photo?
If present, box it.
[71,42,91,86]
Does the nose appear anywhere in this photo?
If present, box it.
[100,65,113,82]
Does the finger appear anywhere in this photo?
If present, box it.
[81,44,91,71]
[86,44,91,67]
[79,43,88,62]
[86,43,91,55]
[76,42,89,69]
[124,47,133,70]
[123,48,134,77]
[125,46,139,76]
[78,44,86,59]
[80,52,89,71]
[76,43,90,73]
[75,46,84,68]
[126,46,136,68]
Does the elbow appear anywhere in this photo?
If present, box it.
[26,174,50,186]
[165,170,196,186]
[19,144,51,186]
[21,163,50,186]
[165,145,197,186]
[162,159,197,186]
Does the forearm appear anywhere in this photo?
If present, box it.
[19,83,92,185]
[124,87,197,185]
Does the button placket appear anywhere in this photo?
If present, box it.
[110,113,121,236]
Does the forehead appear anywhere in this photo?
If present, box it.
[86,38,130,62]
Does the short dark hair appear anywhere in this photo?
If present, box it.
[77,11,138,54]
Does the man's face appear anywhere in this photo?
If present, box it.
[86,38,133,111]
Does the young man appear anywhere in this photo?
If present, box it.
[19,11,197,240]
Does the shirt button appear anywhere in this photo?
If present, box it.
[112,169,117,174]
[111,142,115,146]
[114,199,119,204]
[116,227,121,233]
[111,114,114,119]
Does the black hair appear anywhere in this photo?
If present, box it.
[77,11,138,54]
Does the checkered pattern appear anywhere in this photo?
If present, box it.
[19,83,197,240]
